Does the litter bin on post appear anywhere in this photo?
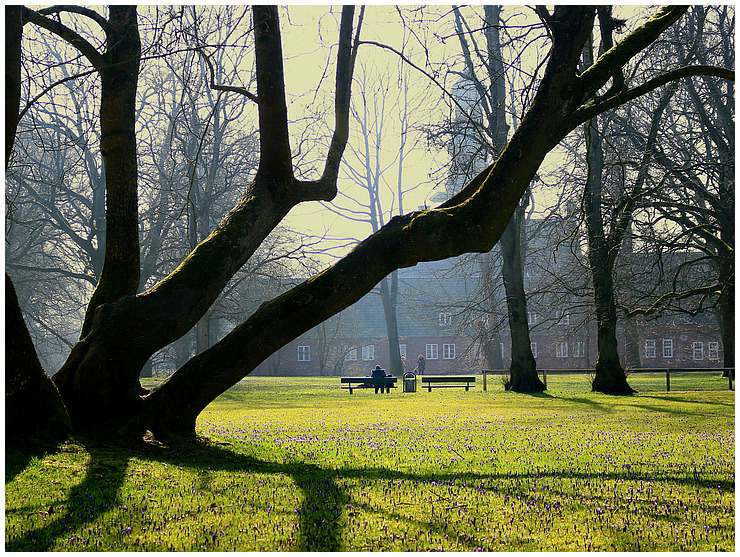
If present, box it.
[403,371,417,393]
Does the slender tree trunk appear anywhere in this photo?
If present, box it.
[379,273,403,375]
[500,207,543,392]
[584,120,634,394]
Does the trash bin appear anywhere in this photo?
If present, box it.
[403,371,417,393]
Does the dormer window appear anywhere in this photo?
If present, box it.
[438,312,452,326]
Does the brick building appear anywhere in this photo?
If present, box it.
[251,260,723,377]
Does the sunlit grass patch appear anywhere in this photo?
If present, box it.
[6,377,734,551]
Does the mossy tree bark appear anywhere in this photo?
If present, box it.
[10,6,733,436]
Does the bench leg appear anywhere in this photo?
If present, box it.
[428,385,432,392]
[349,387,353,394]
[465,385,469,391]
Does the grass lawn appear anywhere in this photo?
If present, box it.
[5,376,735,551]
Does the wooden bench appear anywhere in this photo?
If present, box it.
[340,376,397,394]
[421,375,476,392]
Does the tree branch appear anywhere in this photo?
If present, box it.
[197,48,259,104]
[253,5,292,180]
[572,65,735,126]
[36,5,108,30]
[578,6,688,98]
[22,7,104,70]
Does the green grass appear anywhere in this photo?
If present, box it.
[5,377,735,551]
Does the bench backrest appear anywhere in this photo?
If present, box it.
[421,376,476,383]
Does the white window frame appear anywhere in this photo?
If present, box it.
[692,341,704,361]
[298,345,311,362]
[708,342,719,361]
[527,312,538,325]
[662,339,674,359]
[556,310,570,326]
[426,343,439,360]
[361,345,375,361]
[573,341,585,358]
[530,342,538,359]
[556,341,568,358]
[500,342,505,359]
[443,343,456,360]
[438,312,452,326]
[399,343,407,360]
[644,339,656,359]
[469,342,482,362]
[345,346,357,361]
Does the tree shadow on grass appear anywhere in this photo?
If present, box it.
[640,393,735,408]
[6,434,734,551]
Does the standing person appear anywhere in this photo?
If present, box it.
[416,354,426,376]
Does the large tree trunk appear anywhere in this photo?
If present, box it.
[5,11,72,440]
[500,207,543,392]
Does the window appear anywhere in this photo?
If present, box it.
[527,312,538,325]
[662,339,673,358]
[556,341,568,358]
[524,267,535,278]
[438,312,452,326]
[708,342,719,361]
[345,346,357,361]
[426,344,439,360]
[692,342,704,361]
[530,342,538,359]
[469,342,482,362]
[500,342,505,359]
[557,310,570,326]
[443,343,456,360]
[573,341,585,358]
[362,345,375,361]
[644,339,656,359]
[298,346,311,362]
[399,344,407,360]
